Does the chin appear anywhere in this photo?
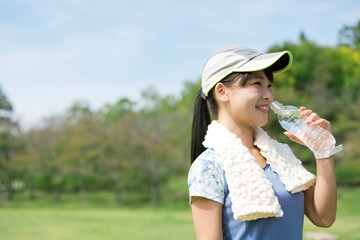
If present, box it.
[256,120,268,127]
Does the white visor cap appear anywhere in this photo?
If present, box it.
[201,46,293,96]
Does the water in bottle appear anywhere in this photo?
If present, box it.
[270,100,337,158]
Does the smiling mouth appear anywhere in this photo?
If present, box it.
[256,105,269,113]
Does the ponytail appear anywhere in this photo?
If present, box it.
[190,90,211,163]
[190,72,250,164]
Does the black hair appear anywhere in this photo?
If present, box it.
[190,68,274,163]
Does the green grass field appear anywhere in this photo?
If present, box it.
[0,187,359,240]
[0,207,194,240]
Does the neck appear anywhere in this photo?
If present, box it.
[217,117,255,149]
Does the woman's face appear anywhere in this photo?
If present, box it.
[224,70,274,128]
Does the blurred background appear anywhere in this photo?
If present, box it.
[0,0,359,239]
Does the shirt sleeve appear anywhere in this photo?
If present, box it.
[187,151,225,205]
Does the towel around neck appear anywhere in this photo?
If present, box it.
[202,121,316,221]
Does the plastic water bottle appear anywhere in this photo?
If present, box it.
[270,100,342,158]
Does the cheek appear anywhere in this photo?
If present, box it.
[246,89,263,100]
[248,87,262,95]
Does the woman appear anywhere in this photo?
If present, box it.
[188,46,337,239]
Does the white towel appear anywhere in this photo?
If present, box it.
[202,121,316,221]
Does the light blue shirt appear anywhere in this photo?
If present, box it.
[188,149,304,240]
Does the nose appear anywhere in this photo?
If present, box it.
[263,87,274,102]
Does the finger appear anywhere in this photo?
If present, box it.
[306,112,320,123]
[300,109,313,117]
[313,118,328,125]
[313,119,332,132]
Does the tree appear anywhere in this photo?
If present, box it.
[338,20,360,49]
[0,86,21,201]
[62,102,107,199]
[0,87,12,121]
[30,116,67,201]
[100,98,136,123]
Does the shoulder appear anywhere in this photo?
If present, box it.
[188,149,225,204]
[189,148,224,175]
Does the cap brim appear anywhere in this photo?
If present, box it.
[235,51,292,73]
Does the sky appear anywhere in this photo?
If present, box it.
[0,0,359,130]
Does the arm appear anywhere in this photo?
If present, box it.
[304,157,336,227]
[284,107,337,227]
[191,196,223,240]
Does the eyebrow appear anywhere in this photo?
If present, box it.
[248,74,272,84]
[249,74,266,80]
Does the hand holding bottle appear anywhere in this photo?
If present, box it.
[283,106,331,146]
[271,101,343,159]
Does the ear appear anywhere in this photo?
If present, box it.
[215,83,229,103]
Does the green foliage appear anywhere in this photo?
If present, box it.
[338,20,360,49]
[0,85,22,201]
[0,86,12,121]
[100,98,136,122]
